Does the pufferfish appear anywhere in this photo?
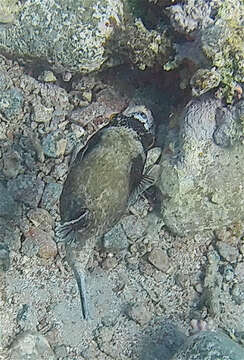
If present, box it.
[57,105,157,319]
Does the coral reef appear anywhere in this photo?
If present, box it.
[201,0,244,102]
[165,0,244,102]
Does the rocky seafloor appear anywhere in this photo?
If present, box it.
[0,0,244,359]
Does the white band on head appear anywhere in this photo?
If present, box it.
[123,105,154,132]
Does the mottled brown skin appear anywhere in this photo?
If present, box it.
[60,125,146,244]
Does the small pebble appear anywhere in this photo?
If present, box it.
[22,228,57,259]
[71,123,85,138]
[95,326,113,344]
[231,283,244,305]
[33,101,53,123]
[121,215,146,241]
[215,228,233,242]
[82,90,92,102]
[3,150,22,178]
[148,247,170,272]
[0,243,10,271]
[129,197,150,218]
[54,344,67,358]
[42,131,67,158]
[207,250,220,264]
[7,174,45,208]
[63,72,72,82]
[102,256,118,270]
[40,182,63,210]
[216,241,239,263]
[52,162,68,181]
[175,273,189,288]
[235,262,244,282]
[128,304,152,326]
[9,331,56,360]
[42,70,57,83]
[27,208,54,230]
[139,261,154,276]
[126,256,138,265]
[64,132,79,155]
[190,319,209,335]
[223,264,234,282]
[0,88,23,120]
[103,223,129,251]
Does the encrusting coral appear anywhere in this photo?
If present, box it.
[0,0,20,24]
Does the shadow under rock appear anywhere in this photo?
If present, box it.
[138,319,187,360]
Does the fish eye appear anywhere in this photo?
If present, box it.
[132,112,147,120]
[135,112,147,120]
[132,112,153,131]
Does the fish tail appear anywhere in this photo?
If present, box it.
[65,244,90,320]
[72,266,89,320]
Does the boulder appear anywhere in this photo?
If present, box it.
[158,95,244,235]
[0,0,124,73]
[172,330,244,360]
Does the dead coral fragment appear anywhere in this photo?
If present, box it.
[124,18,171,70]
[190,68,221,97]
[0,0,20,24]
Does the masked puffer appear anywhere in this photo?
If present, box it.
[57,105,156,320]
[58,105,155,244]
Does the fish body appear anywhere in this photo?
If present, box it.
[57,107,155,319]
[59,109,154,244]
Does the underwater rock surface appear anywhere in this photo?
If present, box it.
[158,95,244,236]
[172,330,244,360]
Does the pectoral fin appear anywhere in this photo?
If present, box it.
[56,209,91,243]
[129,164,160,205]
